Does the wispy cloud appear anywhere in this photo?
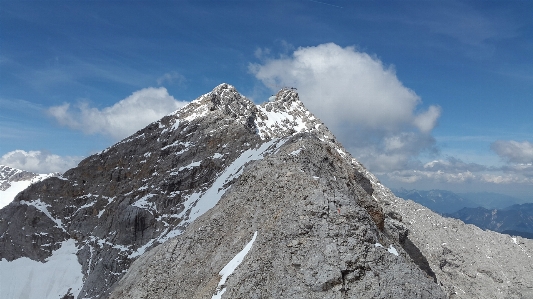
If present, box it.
[418,2,518,47]
[48,87,188,141]
[156,71,186,86]
[383,153,533,186]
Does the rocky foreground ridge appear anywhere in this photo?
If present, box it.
[0,84,531,299]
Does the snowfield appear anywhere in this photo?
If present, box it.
[0,239,84,299]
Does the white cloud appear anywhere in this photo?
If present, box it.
[491,140,533,164]
[250,43,441,172]
[254,47,271,59]
[386,169,533,185]
[383,155,533,186]
[423,157,487,173]
[413,105,441,133]
[250,43,440,132]
[0,150,81,174]
[387,169,477,184]
[48,87,188,141]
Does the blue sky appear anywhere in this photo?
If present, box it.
[1,0,532,200]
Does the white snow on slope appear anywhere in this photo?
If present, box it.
[132,194,157,212]
[374,243,399,256]
[212,231,258,299]
[387,245,399,256]
[20,199,65,231]
[0,239,83,299]
[0,173,55,209]
[256,101,309,139]
[179,138,283,225]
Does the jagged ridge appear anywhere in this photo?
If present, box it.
[0,84,347,298]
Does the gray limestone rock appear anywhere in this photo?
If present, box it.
[109,134,444,299]
[351,163,533,299]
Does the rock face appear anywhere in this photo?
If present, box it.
[0,165,37,191]
[110,133,443,299]
[354,169,533,299]
[0,84,531,299]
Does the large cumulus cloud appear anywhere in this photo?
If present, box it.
[250,43,441,171]
[48,87,188,141]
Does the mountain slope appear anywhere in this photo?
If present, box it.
[367,179,533,298]
[110,132,443,298]
[459,192,525,209]
[1,84,316,298]
[0,165,57,209]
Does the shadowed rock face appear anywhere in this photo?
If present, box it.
[2,84,530,299]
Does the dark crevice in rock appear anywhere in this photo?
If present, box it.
[400,236,438,283]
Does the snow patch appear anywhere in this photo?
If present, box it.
[375,243,399,256]
[172,119,180,130]
[184,106,209,121]
[0,180,33,209]
[290,148,302,156]
[256,101,310,139]
[132,194,157,212]
[0,173,56,209]
[388,245,399,256]
[0,239,84,299]
[20,199,65,231]
[212,231,258,299]
[178,139,284,225]
[178,161,201,172]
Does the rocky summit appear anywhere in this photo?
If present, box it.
[0,84,531,299]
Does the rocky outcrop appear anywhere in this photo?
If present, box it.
[352,165,533,299]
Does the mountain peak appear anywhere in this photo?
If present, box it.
[0,165,58,209]
[158,83,327,140]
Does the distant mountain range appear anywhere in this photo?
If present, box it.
[447,204,533,239]
[392,188,477,214]
[457,192,526,209]
[393,188,533,239]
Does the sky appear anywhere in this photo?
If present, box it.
[1,0,532,200]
